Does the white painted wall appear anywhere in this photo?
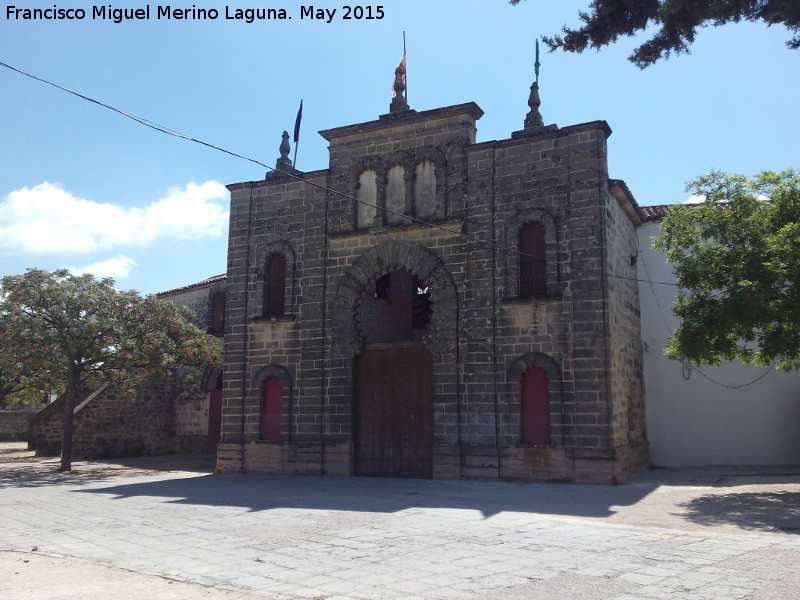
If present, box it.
[637,221,800,466]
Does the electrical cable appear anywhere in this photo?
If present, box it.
[693,362,775,389]
[638,235,778,389]
[6,60,780,388]
[1,59,681,287]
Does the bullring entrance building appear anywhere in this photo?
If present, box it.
[215,76,649,483]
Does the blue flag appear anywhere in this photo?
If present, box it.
[293,100,303,143]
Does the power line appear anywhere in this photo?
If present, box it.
[638,237,777,389]
[1,59,680,287]
[693,361,776,389]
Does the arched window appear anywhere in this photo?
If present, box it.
[519,221,547,298]
[520,367,550,445]
[359,269,431,345]
[211,292,225,333]
[264,253,286,316]
[414,160,436,218]
[385,164,405,225]
[357,169,377,229]
[261,376,282,441]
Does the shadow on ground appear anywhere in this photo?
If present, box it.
[73,471,659,518]
[5,442,800,529]
[79,473,800,529]
[679,491,800,533]
[0,443,214,488]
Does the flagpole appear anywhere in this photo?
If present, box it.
[293,99,303,169]
[403,31,407,103]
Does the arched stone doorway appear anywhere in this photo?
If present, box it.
[354,268,433,478]
[329,241,458,479]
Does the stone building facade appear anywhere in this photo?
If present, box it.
[156,274,228,336]
[216,88,648,483]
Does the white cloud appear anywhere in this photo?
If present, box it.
[684,194,706,204]
[70,255,138,279]
[0,181,229,254]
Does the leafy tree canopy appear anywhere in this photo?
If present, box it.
[654,168,800,370]
[510,0,800,68]
[0,269,222,470]
[0,315,62,408]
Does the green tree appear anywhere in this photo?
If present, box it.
[0,317,60,407]
[654,168,800,369]
[509,0,800,68]
[0,269,222,471]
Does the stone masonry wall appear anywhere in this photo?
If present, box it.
[219,170,330,473]
[31,380,200,459]
[605,185,649,480]
[317,107,478,478]
[218,102,648,482]
[173,368,212,453]
[158,279,227,333]
[481,122,621,480]
[0,407,42,442]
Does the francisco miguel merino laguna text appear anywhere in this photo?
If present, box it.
[5,5,385,24]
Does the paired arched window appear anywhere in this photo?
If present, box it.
[264,253,286,316]
[357,169,378,229]
[261,376,282,441]
[355,160,439,229]
[519,221,547,298]
[520,366,550,445]
[414,160,436,219]
[385,164,406,225]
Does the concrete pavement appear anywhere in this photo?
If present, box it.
[1,442,799,599]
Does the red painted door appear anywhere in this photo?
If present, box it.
[355,346,433,478]
[520,367,550,445]
[207,390,222,454]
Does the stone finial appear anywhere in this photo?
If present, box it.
[390,66,409,113]
[524,81,544,129]
[276,130,293,171]
[266,131,298,179]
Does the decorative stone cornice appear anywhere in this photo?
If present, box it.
[319,103,484,141]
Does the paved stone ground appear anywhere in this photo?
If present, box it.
[1,442,800,600]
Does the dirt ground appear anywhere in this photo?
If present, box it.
[1,551,265,600]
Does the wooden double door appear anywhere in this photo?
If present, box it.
[354,345,433,478]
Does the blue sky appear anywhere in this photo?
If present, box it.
[1,1,798,295]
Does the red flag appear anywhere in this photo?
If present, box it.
[392,55,406,97]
